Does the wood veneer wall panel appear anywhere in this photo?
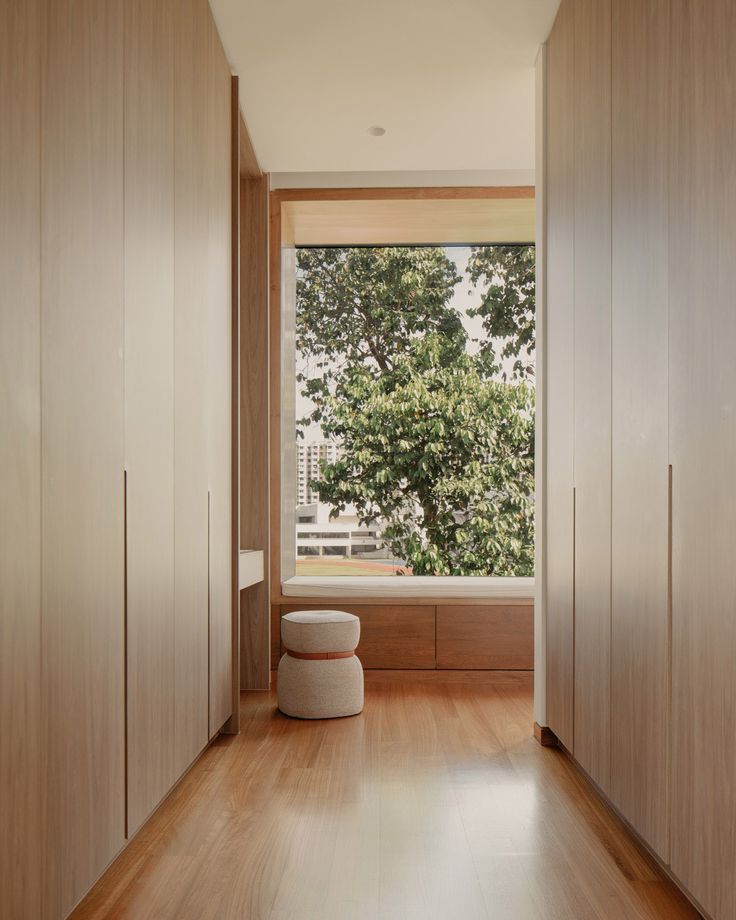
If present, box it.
[270,602,282,669]
[281,197,536,246]
[240,175,271,690]
[543,0,575,749]
[669,2,736,915]
[571,0,612,793]
[610,0,670,860]
[225,77,241,733]
[41,1,126,914]
[123,0,176,835]
[437,606,533,669]
[173,0,210,773]
[206,9,234,735]
[273,187,535,202]
[0,2,41,917]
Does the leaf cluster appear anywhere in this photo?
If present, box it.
[296,247,464,431]
[466,244,535,380]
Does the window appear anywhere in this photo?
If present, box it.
[293,243,535,579]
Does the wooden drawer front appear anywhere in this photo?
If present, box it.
[436,605,533,669]
[280,604,436,669]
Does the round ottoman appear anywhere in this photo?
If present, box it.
[277,610,364,719]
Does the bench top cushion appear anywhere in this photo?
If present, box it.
[281,609,360,653]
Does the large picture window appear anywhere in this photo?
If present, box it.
[293,243,535,578]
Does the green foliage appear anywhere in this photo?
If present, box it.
[295,244,536,577]
[316,336,535,576]
[296,247,463,431]
[466,245,535,379]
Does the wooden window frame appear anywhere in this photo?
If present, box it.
[269,185,536,609]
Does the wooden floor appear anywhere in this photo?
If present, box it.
[71,672,700,920]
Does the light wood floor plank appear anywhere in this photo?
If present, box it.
[70,674,699,920]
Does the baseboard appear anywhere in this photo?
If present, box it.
[533,722,559,746]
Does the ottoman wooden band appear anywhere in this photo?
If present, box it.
[286,649,355,661]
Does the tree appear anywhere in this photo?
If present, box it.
[316,336,535,576]
[296,246,463,432]
[295,244,536,576]
[466,245,535,380]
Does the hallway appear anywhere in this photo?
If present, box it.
[71,674,698,920]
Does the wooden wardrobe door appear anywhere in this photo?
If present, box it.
[124,0,176,834]
[41,1,126,915]
[0,2,42,917]
[669,3,736,916]
[544,0,575,749]
[572,0,612,793]
[610,0,670,860]
[206,11,234,737]
[174,0,210,773]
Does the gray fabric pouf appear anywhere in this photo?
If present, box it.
[277,610,364,719]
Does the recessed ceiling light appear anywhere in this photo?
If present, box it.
[367,125,386,137]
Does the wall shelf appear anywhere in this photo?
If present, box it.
[239,549,265,590]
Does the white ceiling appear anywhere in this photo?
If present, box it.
[209,0,560,175]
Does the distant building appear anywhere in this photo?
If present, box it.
[295,503,385,558]
[296,439,340,506]
[296,440,393,560]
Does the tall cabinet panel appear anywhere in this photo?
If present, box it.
[0,0,234,913]
[124,0,176,834]
[207,9,233,736]
[571,0,612,792]
[544,0,575,750]
[669,2,736,917]
[174,0,210,772]
[610,0,670,860]
[206,15,234,736]
[0,2,41,918]
[41,2,126,916]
